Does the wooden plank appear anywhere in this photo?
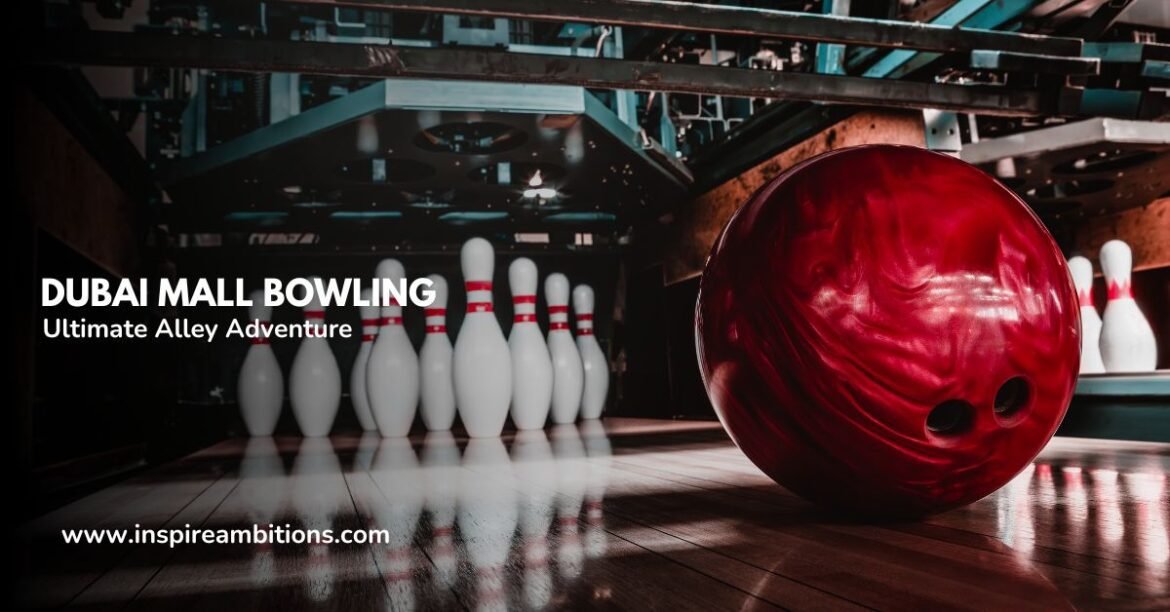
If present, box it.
[123,437,386,611]
[18,464,227,608]
[606,434,1169,607]
[600,458,1075,611]
[14,88,140,277]
[1072,197,1170,271]
[458,434,789,611]
[70,477,239,610]
[17,420,1170,610]
[661,110,926,284]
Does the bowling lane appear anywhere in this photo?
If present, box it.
[15,419,1169,610]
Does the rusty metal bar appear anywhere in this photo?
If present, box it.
[28,31,1047,116]
[283,0,1083,56]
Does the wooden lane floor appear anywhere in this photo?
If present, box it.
[15,419,1169,610]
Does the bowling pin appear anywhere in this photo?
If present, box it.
[367,259,420,437]
[349,289,379,431]
[573,284,609,420]
[453,238,512,438]
[1068,257,1105,374]
[419,274,456,431]
[546,274,583,424]
[509,258,554,430]
[238,290,283,436]
[1099,240,1158,372]
[289,278,341,437]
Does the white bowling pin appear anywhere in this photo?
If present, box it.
[1068,257,1105,374]
[238,290,283,436]
[419,274,456,431]
[289,279,341,437]
[454,238,512,438]
[546,274,583,424]
[1099,240,1157,373]
[367,259,420,437]
[573,284,609,420]
[509,258,554,430]
[350,289,379,431]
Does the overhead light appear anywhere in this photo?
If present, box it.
[514,233,550,243]
[528,169,544,187]
[545,212,616,222]
[223,212,289,226]
[356,115,379,154]
[409,199,452,209]
[523,187,558,199]
[330,211,403,220]
[282,185,302,194]
[439,211,509,223]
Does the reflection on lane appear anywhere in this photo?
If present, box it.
[369,437,423,610]
[512,429,556,610]
[239,437,286,586]
[989,442,1169,601]
[421,430,460,590]
[290,437,343,602]
[459,437,519,611]
[323,421,613,611]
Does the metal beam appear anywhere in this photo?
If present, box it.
[971,50,1100,76]
[28,32,1046,117]
[283,0,1082,56]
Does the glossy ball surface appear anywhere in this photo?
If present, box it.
[695,145,1079,517]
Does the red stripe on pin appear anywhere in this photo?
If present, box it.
[550,322,569,331]
[250,337,270,345]
[424,308,447,317]
[426,325,447,334]
[576,313,594,321]
[1107,281,1133,300]
[548,305,568,314]
[514,314,537,323]
[1078,289,1094,308]
[362,334,377,342]
[513,295,536,304]
[382,316,403,326]
[465,281,492,292]
[577,329,594,336]
[467,302,493,313]
[304,311,325,320]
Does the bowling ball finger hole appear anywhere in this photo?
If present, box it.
[993,376,1032,425]
[926,400,974,438]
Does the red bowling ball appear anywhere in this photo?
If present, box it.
[695,145,1080,517]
